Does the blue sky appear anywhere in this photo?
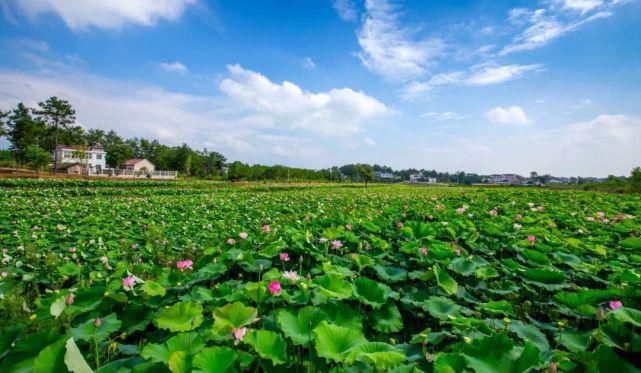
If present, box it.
[0,0,640,176]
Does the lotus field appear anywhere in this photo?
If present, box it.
[1,181,641,372]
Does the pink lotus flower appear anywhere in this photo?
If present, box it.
[516,214,523,220]
[455,248,461,256]
[396,221,404,228]
[332,240,343,250]
[527,235,536,243]
[176,260,193,272]
[268,281,281,295]
[227,238,236,245]
[131,244,138,250]
[609,300,623,310]
[261,224,271,233]
[233,327,247,342]
[489,209,497,216]
[420,247,427,256]
[1,272,7,278]
[587,216,595,221]
[319,237,328,243]
[94,317,101,327]
[456,207,466,214]
[239,232,248,239]
[122,276,136,290]
[597,211,605,219]
[428,215,434,220]
[279,252,290,262]
[65,294,74,305]
[283,271,299,282]
[69,247,76,253]
[345,224,352,230]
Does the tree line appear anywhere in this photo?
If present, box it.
[0,97,226,177]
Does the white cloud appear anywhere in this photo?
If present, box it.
[10,0,196,30]
[421,111,467,121]
[159,61,188,73]
[364,137,376,146]
[302,57,316,69]
[485,106,531,125]
[219,64,388,136]
[465,63,543,86]
[357,0,445,81]
[558,0,604,13]
[399,63,542,101]
[500,7,612,55]
[332,0,358,22]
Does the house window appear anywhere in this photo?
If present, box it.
[96,154,103,160]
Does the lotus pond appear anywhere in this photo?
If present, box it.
[1,181,640,372]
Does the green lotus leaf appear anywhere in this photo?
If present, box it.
[352,277,386,308]
[64,338,92,373]
[141,280,166,297]
[507,320,550,351]
[71,313,121,342]
[594,345,640,372]
[313,321,367,363]
[373,265,407,283]
[434,352,467,373]
[434,265,458,296]
[192,346,236,373]
[345,342,406,370]
[244,329,288,365]
[313,274,353,299]
[277,306,326,346]
[461,333,541,373]
[213,302,258,335]
[370,302,403,333]
[142,332,205,364]
[321,301,363,329]
[478,300,513,316]
[609,307,641,327]
[155,302,203,333]
[619,237,641,250]
[168,351,190,373]
[422,296,462,320]
[33,338,67,373]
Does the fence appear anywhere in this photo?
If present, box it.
[93,169,177,179]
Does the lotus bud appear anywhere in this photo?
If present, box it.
[65,294,74,305]
[94,317,101,327]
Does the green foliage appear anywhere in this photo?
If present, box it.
[0,183,640,372]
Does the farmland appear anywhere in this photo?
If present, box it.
[1,180,640,372]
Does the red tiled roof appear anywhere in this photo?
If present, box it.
[122,159,145,166]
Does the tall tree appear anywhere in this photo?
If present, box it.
[0,110,8,137]
[106,143,134,168]
[24,145,51,174]
[355,164,374,187]
[6,103,46,163]
[35,97,76,173]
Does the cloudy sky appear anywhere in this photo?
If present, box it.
[0,0,640,176]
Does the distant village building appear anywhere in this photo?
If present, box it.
[122,159,155,174]
[54,144,107,175]
[374,171,399,181]
[51,145,177,178]
[488,174,525,184]
[409,173,423,182]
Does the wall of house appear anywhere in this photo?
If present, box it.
[133,159,155,173]
[54,149,107,171]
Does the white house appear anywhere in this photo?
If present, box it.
[409,173,423,182]
[121,159,156,174]
[54,144,107,174]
